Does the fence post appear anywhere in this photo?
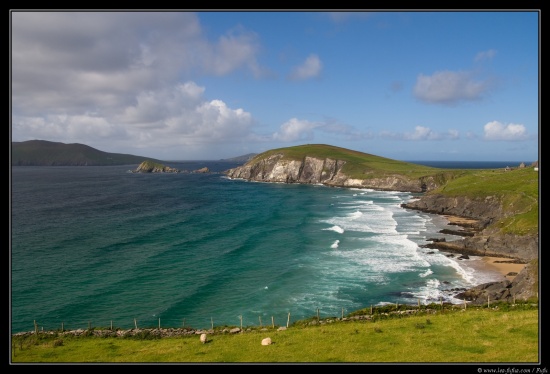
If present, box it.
[317,308,320,320]
[134,318,137,329]
[259,316,262,327]
[287,312,290,328]
[272,316,274,329]
[211,317,214,330]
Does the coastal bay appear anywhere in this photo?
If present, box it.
[11,164,515,333]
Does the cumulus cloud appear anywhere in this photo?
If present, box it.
[11,12,264,157]
[273,118,319,141]
[483,121,529,141]
[380,126,460,141]
[13,80,254,153]
[11,12,264,116]
[413,70,492,105]
[288,54,323,80]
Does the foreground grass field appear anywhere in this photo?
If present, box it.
[11,304,539,364]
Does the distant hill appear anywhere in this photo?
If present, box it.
[11,140,164,166]
[219,153,257,164]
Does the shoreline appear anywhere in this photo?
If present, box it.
[481,256,526,281]
[440,214,526,281]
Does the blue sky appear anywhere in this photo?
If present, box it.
[10,10,539,161]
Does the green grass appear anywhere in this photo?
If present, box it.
[11,304,539,363]
[430,166,539,235]
[253,144,447,180]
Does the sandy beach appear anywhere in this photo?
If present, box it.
[481,257,526,281]
[442,214,526,281]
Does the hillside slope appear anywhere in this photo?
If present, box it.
[11,140,163,166]
[224,144,462,192]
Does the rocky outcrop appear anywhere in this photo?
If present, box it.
[454,260,538,304]
[133,160,180,173]
[225,154,441,192]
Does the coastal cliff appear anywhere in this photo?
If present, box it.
[225,151,446,192]
[401,194,539,305]
[224,144,539,305]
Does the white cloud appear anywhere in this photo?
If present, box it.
[380,126,460,141]
[12,12,264,118]
[413,70,491,105]
[271,117,374,143]
[288,54,323,80]
[483,121,529,140]
[13,81,254,153]
[198,25,265,77]
[13,113,125,142]
[273,118,319,141]
[474,49,497,62]
[11,12,265,158]
[406,126,434,140]
[448,129,460,139]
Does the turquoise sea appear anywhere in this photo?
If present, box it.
[10,161,513,333]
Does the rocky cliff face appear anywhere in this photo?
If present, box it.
[454,260,538,305]
[402,195,538,262]
[225,154,442,192]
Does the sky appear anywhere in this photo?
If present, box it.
[10,10,540,162]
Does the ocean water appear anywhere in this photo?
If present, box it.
[10,162,506,333]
